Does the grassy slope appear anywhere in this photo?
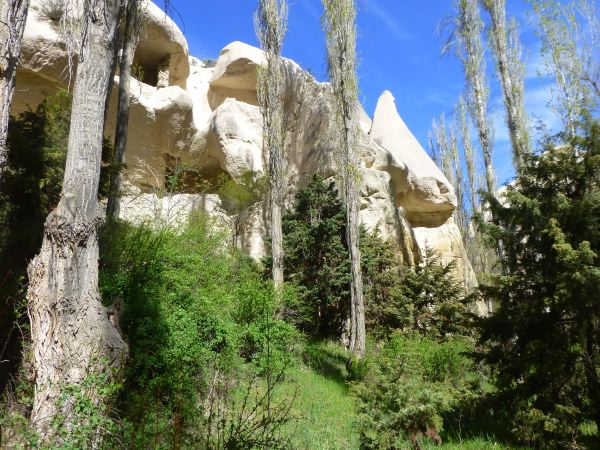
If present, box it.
[277,341,525,450]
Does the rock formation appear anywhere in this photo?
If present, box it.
[12,0,478,290]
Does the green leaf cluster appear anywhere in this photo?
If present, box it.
[279,175,352,337]
[99,214,301,447]
[351,333,481,449]
[363,239,474,340]
[478,119,600,448]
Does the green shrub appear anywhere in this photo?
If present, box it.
[99,214,300,447]
[364,239,475,340]
[351,333,483,449]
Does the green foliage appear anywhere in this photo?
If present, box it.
[352,333,482,449]
[281,340,360,449]
[50,362,122,450]
[478,119,600,448]
[278,175,351,337]
[0,91,70,273]
[99,215,300,447]
[0,91,113,392]
[366,244,475,340]
[281,175,474,343]
[217,171,267,248]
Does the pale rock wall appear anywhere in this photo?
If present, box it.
[13,2,478,290]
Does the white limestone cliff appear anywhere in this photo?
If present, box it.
[12,1,478,290]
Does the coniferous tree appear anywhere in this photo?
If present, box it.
[281,175,351,337]
[256,0,288,289]
[479,119,600,447]
[26,0,127,443]
[322,0,366,358]
[0,0,31,183]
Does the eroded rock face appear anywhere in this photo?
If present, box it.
[13,2,477,290]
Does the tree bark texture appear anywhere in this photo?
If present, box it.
[457,95,479,213]
[26,0,127,442]
[0,0,31,183]
[322,0,365,358]
[107,0,141,219]
[256,0,287,289]
[458,0,496,197]
[484,0,529,171]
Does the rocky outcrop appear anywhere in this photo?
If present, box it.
[12,1,478,290]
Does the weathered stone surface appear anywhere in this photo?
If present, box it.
[13,1,478,290]
[370,90,455,226]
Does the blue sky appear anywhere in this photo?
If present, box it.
[167,0,564,185]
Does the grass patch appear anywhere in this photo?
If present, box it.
[276,341,358,449]
[272,340,529,450]
[280,366,359,449]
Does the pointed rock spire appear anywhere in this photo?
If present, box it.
[370,90,456,221]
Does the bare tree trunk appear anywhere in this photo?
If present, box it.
[345,176,365,357]
[431,114,467,235]
[27,0,127,443]
[322,0,365,358]
[457,94,479,214]
[256,0,287,289]
[450,122,466,233]
[107,0,141,219]
[483,0,530,171]
[456,0,495,197]
[0,0,31,183]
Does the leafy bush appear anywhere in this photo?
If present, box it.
[99,215,300,447]
[352,333,482,449]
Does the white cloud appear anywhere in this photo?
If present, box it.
[366,0,413,42]
[525,52,547,80]
[489,82,562,146]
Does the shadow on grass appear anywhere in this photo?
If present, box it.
[302,340,350,387]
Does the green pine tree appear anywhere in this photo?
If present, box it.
[280,175,351,337]
[478,119,600,448]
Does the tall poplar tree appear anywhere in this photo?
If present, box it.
[454,0,496,197]
[532,0,597,137]
[107,0,142,219]
[256,0,288,289]
[483,0,530,171]
[322,0,366,358]
[457,94,479,215]
[431,114,467,237]
[450,121,467,233]
[0,0,31,183]
[26,0,127,443]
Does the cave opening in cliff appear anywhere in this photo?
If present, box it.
[131,40,172,88]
